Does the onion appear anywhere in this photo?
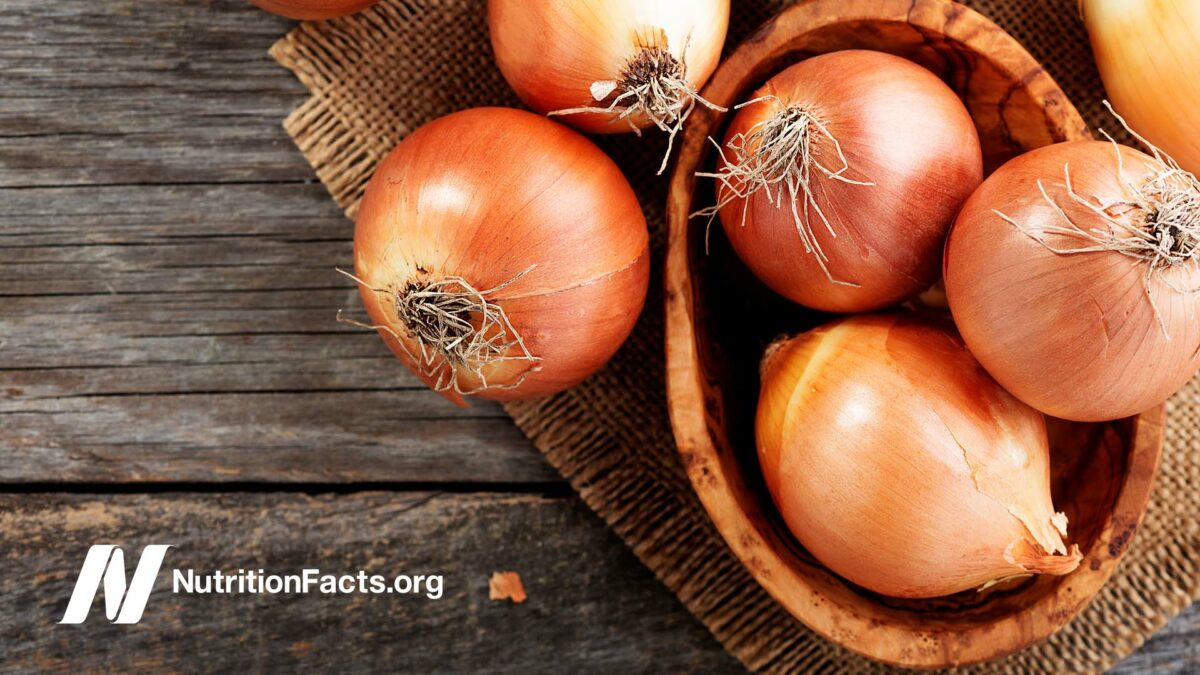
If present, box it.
[349,108,650,406]
[1084,0,1200,175]
[944,131,1200,422]
[757,315,1081,599]
[488,0,729,172]
[249,0,378,20]
[698,50,983,313]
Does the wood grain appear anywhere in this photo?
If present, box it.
[0,9,556,485]
[0,0,1194,671]
[0,491,737,674]
[0,0,310,187]
[665,0,1162,668]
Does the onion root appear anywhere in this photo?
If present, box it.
[549,32,724,175]
[995,102,1200,337]
[693,97,873,285]
[337,267,542,395]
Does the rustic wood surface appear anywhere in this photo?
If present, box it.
[0,0,1194,672]
[0,492,734,673]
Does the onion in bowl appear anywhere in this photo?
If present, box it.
[699,50,982,313]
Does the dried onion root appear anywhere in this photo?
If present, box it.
[693,95,871,284]
[694,50,982,314]
[549,35,726,175]
[338,268,542,397]
[995,103,1200,337]
[350,108,650,405]
[488,0,729,173]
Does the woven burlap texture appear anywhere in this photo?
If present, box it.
[269,1,1200,671]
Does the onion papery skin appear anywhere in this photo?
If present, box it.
[757,315,1079,599]
[487,0,729,134]
[1084,0,1200,175]
[944,141,1200,422]
[717,50,983,313]
[249,0,378,20]
[353,108,650,405]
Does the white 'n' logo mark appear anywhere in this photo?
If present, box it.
[59,545,172,624]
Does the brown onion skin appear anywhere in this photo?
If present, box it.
[757,315,1073,599]
[488,0,728,135]
[354,108,650,405]
[718,50,982,313]
[249,0,378,20]
[945,141,1200,422]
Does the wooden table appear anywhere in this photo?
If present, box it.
[0,1,1194,671]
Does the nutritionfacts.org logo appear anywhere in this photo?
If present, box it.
[59,545,444,625]
[59,545,171,624]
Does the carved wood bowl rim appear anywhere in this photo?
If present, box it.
[663,0,1165,668]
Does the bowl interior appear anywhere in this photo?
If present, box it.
[667,0,1162,667]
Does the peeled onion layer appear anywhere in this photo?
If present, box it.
[708,50,983,313]
[757,315,1081,599]
[945,140,1200,422]
[353,108,650,405]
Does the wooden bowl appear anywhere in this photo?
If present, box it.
[664,0,1165,668]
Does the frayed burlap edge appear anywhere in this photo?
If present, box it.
[268,1,1200,672]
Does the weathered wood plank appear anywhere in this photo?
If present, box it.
[0,0,309,187]
[0,182,351,297]
[0,391,547,484]
[0,491,739,674]
[0,186,554,482]
[0,182,341,247]
[0,168,556,484]
[0,489,1194,674]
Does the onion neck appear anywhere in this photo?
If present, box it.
[1005,538,1083,577]
[760,335,792,379]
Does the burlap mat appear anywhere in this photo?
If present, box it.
[269,1,1200,671]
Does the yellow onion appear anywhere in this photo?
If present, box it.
[350,108,650,406]
[757,315,1081,599]
[1083,0,1200,174]
[699,51,982,313]
[488,0,729,170]
[945,138,1200,422]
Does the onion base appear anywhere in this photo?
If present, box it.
[996,104,1200,336]
[549,38,724,174]
[694,99,873,285]
[338,267,542,396]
